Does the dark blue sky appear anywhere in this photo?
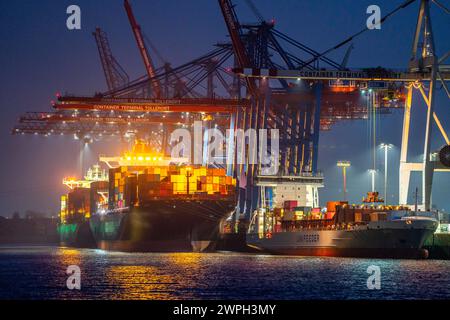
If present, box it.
[0,0,449,216]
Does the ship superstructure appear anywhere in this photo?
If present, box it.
[60,164,109,224]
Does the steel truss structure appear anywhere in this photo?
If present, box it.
[12,0,449,217]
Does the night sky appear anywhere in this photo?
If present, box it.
[0,0,448,217]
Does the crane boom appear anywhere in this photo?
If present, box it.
[340,44,354,69]
[124,0,162,98]
[218,0,257,96]
[93,27,129,91]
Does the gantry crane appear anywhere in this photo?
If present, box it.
[218,0,257,96]
[52,95,248,113]
[232,0,450,212]
[13,0,446,216]
[124,0,162,98]
[93,27,129,91]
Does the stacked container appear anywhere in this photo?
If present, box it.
[284,200,298,211]
[66,188,91,222]
[170,167,235,196]
[108,165,236,208]
[108,167,126,209]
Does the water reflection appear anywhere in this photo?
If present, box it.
[0,247,449,300]
[105,253,209,299]
[106,265,177,299]
[55,247,82,266]
[166,252,202,268]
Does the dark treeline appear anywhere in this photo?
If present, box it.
[0,211,59,244]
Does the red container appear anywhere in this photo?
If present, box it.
[284,200,298,210]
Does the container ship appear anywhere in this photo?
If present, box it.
[58,140,237,252]
[246,175,439,259]
[58,164,108,248]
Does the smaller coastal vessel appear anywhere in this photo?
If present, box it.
[246,175,438,259]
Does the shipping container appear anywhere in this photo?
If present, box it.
[284,200,298,210]
[105,165,236,208]
[274,208,284,217]
[327,201,348,213]
[326,212,335,220]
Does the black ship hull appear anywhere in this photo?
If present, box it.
[61,199,235,252]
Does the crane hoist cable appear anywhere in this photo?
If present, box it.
[243,0,265,23]
[432,0,450,14]
[300,0,417,69]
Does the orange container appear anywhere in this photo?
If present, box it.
[326,201,348,213]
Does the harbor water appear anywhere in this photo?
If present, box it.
[0,246,449,300]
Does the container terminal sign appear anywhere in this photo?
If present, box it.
[53,103,236,113]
